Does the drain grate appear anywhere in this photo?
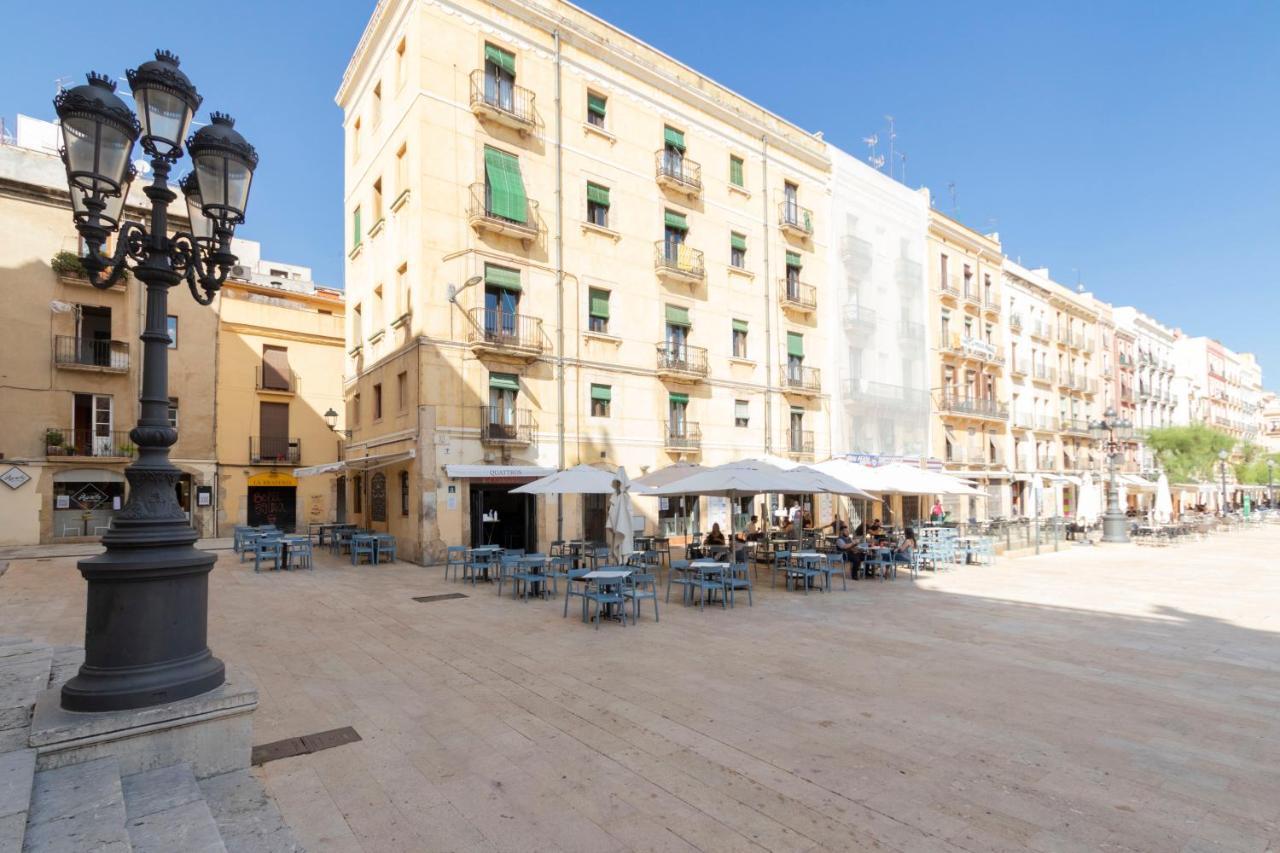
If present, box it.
[412,593,468,603]
[251,726,361,766]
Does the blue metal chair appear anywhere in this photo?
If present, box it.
[351,535,377,566]
[623,572,659,622]
[233,526,254,554]
[286,537,313,571]
[375,535,397,564]
[445,546,467,581]
[513,555,548,601]
[691,565,727,610]
[788,555,823,593]
[495,552,521,597]
[722,559,753,607]
[544,555,574,597]
[585,576,627,628]
[770,549,793,589]
[562,568,591,620]
[239,531,262,563]
[462,550,494,586]
[665,559,691,604]
[253,537,282,573]
[816,554,847,591]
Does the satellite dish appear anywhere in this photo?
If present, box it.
[132,159,151,176]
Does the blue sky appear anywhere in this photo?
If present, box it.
[4,2,1277,380]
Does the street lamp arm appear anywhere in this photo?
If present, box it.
[81,220,147,289]
[171,231,234,305]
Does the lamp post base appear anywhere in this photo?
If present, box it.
[1101,511,1129,544]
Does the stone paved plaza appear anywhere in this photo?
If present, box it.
[2,529,1278,852]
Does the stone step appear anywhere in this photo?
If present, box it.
[0,749,36,852]
[23,755,131,852]
[0,641,51,754]
[47,646,84,689]
[122,762,226,853]
[200,768,303,852]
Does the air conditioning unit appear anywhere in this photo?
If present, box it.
[231,264,253,280]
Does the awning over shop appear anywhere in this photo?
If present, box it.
[1120,474,1156,492]
[294,449,415,478]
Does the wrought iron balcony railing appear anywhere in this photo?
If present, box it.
[780,279,817,311]
[936,394,1009,420]
[250,436,300,465]
[664,421,702,451]
[656,343,709,377]
[655,151,702,194]
[780,364,821,394]
[468,183,539,240]
[43,427,136,458]
[467,308,547,356]
[479,406,535,445]
[468,69,536,131]
[53,336,129,372]
[654,241,705,282]
[786,429,815,457]
[778,201,814,236]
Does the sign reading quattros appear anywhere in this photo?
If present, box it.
[247,471,298,488]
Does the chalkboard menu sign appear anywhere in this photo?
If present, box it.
[370,473,387,522]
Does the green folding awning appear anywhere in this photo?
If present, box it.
[732,319,748,332]
[730,232,747,251]
[663,126,685,151]
[664,210,688,231]
[587,93,607,117]
[485,44,516,76]
[785,251,802,268]
[668,392,689,405]
[590,384,611,402]
[588,288,609,318]
[787,332,804,357]
[586,182,610,207]
[489,372,520,391]
[484,263,522,291]
[665,305,690,326]
[483,147,528,224]
[730,156,744,187]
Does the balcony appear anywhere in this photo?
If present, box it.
[899,319,925,339]
[936,394,1009,421]
[479,406,535,446]
[250,436,300,465]
[785,429,815,460]
[962,287,981,307]
[779,279,817,313]
[656,343,708,381]
[467,309,547,360]
[939,279,960,302]
[1061,418,1092,435]
[43,427,135,459]
[780,365,822,396]
[655,151,702,197]
[654,241,705,285]
[1009,313,1024,332]
[664,421,702,453]
[1029,322,1051,343]
[1011,359,1029,377]
[1012,410,1034,429]
[1032,364,1056,385]
[842,302,877,331]
[1037,454,1058,470]
[468,69,536,134]
[942,333,1005,365]
[468,183,539,245]
[983,295,1000,314]
[778,202,814,238]
[842,378,929,410]
[255,365,298,394]
[1035,416,1060,432]
[53,336,129,373]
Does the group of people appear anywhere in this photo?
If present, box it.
[699,514,917,579]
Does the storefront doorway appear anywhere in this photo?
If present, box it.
[469,484,536,551]
[52,468,125,538]
[246,471,298,530]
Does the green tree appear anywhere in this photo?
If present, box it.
[1144,425,1234,483]
[1233,444,1280,485]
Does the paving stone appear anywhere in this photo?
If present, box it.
[0,748,36,820]
[199,767,303,852]
[126,798,225,853]
[23,756,130,852]
[122,762,204,820]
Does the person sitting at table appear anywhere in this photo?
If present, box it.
[777,517,795,538]
[743,515,762,542]
[894,528,916,563]
[868,518,884,538]
[704,523,726,547]
[930,499,944,522]
[834,522,863,577]
[853,521,866,537]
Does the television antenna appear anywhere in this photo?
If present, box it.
[863,133,884,171]
[885,115,897,180]
[897,151,908,185]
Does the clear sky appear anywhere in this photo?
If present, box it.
[3,1,1277,380]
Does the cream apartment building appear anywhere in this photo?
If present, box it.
[334,0,831,560]
[1113,306,1178,471]
[1173,335,1259,443]
[0,117,218,544]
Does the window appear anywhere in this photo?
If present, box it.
[398,469,410,516]
[483,263,521,334]
[940,253,949,287]
[729,155,744,188]
[588,288,609,333]
[662,126,685,180]
[663,209,687,262]
[166,315,178,349]
[373,285,384,328]
[488,373,519,428]
[261,345,290,391]
[352,117,361,160]
[373,383,383,420]
[484,43,516,110]
[734,399,749,428]
[395,143,408,196]
[353,475,363,514]
[372,177,383,222]
[396,263,409,316]
[372,81,382,127]
[352,205,362,249]
[940,309,950,343]
[395,37,407,89]
[786,332,804,377]
[167,397,178,429]
[590,384,611,417]
[586,182,609,228]
[730,232,746,268]
[586,91,606,127]
[665,304,690,358]
[783,181,799,224]
[352,393,361,426]
[732,319,748,358]
[352,304,363,344]
[482,146,528,224]
[785,251,802,293]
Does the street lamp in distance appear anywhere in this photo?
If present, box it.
[1268,458,1276,509]
[1090,407,1133,543]
[324,407,352,439]
[1218,449,1230,515]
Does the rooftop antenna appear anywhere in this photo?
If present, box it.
[53,75,73,94]
[885,115,897,181]
[897,151,908,185]
[947,182,958,217]
[863,133,883,171]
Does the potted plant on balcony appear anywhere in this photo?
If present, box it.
[117,440,137,457]
[51,250,86,278]
[45,428,66,456]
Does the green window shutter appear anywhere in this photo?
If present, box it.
[590,384,612,402]
[729,156,744,187]
[668,392,689,405]
[785,251,802,268]
[587,93,607,117]
[484,263,522,291]
[665,304,690,326]
[586,182,610,207]
[483,147,528,224]
[489,372,520,391]
[787,332,804,357]
[730,232,747,251]
[352,207,362,246]
[588,288,610,318]
[663,210,688,231]
[484,43,516,76]
[732,319,748,333]
[663,126,686,152]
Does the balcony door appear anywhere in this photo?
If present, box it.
[484,286,518,339]
[259,401,290,462]
[668,395,687,437]
[789,408,805,452]
[72,393,112,456]
[75,305,111,367]
[484,46,515,111]
[261,345,290,391]
[665,323,687,361]
[488,373,519,439]
[783,182,799,224]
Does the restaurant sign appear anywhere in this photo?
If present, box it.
[1,467,31,490]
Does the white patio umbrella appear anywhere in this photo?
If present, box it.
[632,461,702,490]
[605,467,636,562]
[1154,472,1173,523]
[872,463,986,497]
[1076,472,1100,525]
[511,463,630,495]
[812,458,884,494]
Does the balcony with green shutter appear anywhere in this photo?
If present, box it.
[779,278,817,313]
[469,182,539,246]
[656,342,709,382]
[778,201,814,238]
[466,306,547,361]
[468,68,537,134]
[785,429,815,461]
[655,150,702,197]
[663,420,702,453]
[653,239,704,285]
[780,364,821,396]
[478,405,536,446]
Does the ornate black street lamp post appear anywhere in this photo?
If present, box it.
[1268,458,1275,509]
[54,51,257,712]
[1218,449,1229,516]
[1090,407,1133,543]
